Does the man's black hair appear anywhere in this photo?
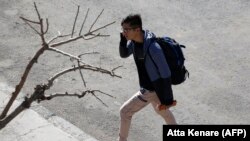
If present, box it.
[121,14,142,29]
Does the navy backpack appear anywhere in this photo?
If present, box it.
[149,36,189,85]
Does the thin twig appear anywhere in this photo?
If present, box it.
[83,33,100,40]
[78,52,99,57]
[112,65,123,72]
[34,2,41,20]
[46,67,75,89]
[46,92,86,99]
[88,9,104,32]
[51,21,115,47]
[44,89,114,107]
[77,60,86,87]
[47,47,85,63]
[97,34,110,37]
[19,17,40,24]
[33,2,46,43]
[79,8,89,36]
[82,64,122,78]
[84,34,110,40]
[46,64,122,89]
[50,36,84,47]
[93,90,116,98]
[71,5,80,38]
[20,17,40,35]
[48,33,72,44]
[84,21,115,36]
[40,19,46,43]
[91,93,108,107]
[44,18,49,34]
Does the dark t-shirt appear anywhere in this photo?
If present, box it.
[134,42,155,91]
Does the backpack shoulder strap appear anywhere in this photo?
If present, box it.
[144,38,157,58]
[144,38,162,76]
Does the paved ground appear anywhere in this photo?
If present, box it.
[0,0,249,141]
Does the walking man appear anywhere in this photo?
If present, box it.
[118,14,177,141]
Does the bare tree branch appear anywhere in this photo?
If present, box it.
[50,36,83,47]
[42,89,115,107]
[97,34,111,37]
[20,17,40,35]
[83,33,100,40]
[48,33,72,44]
[91,93,108,107]
[93,90,115,98]
[40,19,46,43]
[50,20,115,47]
[77,60,87,87]
[0,2,52,119]
[77,51,101,87]
[19,17,40,24]
[80,64,122,78]
[71,5,80,38]
[112,65,123,72]
[78,51,99,57]
[84,21,116,36]
[88,9,104,32]
[84,34,111,40]
[33,2,46,43]
[47,47,81,61]
[0,84,46,129]
[0,2,120,126]
[45,92,86,99]
[0,44,48,119]
[46,64,121,89]
[79,8,89,36]
[34,2,41,20]
[44,18,49,34]
[0,100,27,130]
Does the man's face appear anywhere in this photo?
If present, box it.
[121,23,138,40]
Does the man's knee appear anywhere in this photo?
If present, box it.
[153,104,168,116]
[153,107,162,115]
[120,105,133,120]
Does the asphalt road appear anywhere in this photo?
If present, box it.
[1,0,250,141]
